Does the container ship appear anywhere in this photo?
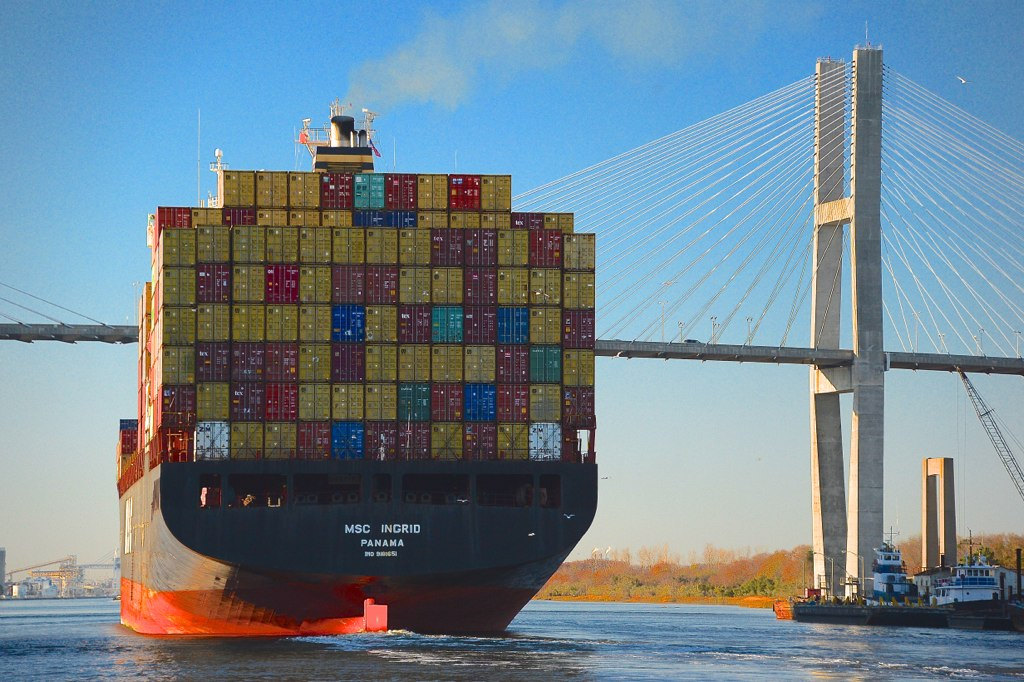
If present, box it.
[114,109,598,636]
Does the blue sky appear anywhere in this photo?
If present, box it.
[1,1,1023,570]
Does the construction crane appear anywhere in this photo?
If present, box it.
[4,556,75,582]
[957,368,1024,505]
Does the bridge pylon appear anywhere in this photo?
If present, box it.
[810,46,884,597]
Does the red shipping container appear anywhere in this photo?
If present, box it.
[223,208,256,226]
[431,383,464,421]
[321,173,354,210]
[463,306,497,344]
[497,384,529,422]
[265,343,299,381]
[529,229,562,267]
[118,428,137,455]
[511,212,544,230]
[398,422,431,460]
[297,422,331,459]
[449,174,481,211]
[464,267,497,306]
[365,421,399,460]
[196,264,231,303]
[398,304,432,343]
[196,342,230,382]
[156,385,196,429]
[230,383,266,421]
[332,344,366,382]
[385,173,418,210]
[496,345,530,383]
[231,343,265,381]
[464,423,497,461]
[365,266,399,304]
[150,426,194,466]
[562,309,596,349]
[464,228,497,266]
[332,265,366,303]
[431,229,464,266]
[265,264,300,303]
[562,431,582,463]
[265,383,299,421]
[155,207,191,243]
[562,386,596,428]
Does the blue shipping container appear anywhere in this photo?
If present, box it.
[354,210,386,227]
[332,304,366,342]
[431,305,464,343]
[331,421,365,459]
[497,307,529,344]
[385,210,417,228]
[464,384,497,421]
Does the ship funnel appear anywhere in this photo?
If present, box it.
[330,115,356,148]
[358,130,368,146]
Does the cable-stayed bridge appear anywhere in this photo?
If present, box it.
[2,47,1023,596]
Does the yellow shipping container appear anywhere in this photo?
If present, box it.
[480,212,512,230]
[464,345,496,382]
[432,268,463,304]
[530,384,561,421]
[417,174,448,210]
[299,304,332,341]
[197,382,230,421]
[530,269,562,306]
[563,272,596,309]
[159,306,195,345]
[563,350,596,386]
[289,209,319,227]
[266,227,299,262]
[543,214,559,230]
[448,212,480,230]
[221,171,255,207]
[332,228,366,264]
[399,228,431,265]
[191,207,222,226]
[160,346,195,384]
[232,225,266,263]
[331,384,365,420]
[399,267,432,304]
[558,213,574,233]
[230,423,263,460]
[299,266,331,303]
[365,383,398,420]
[196,225,231,262]
[365,305,398,343]
[257,209,289,227]
[397,345,431,381]
[232,265,265,303]
[288,172,321,208]
[298,343,330,382]
[264,422,296,459]
[366,344,398,382]
[497,268,530,305]
[266,305,298,341]
[298,383,331,420]
[563,233,596,271]
[497,230,529,266]
[196,303,231,342]
[497,423,529,460]
[530,307,562,344]
[158,230,196,267]
[159,267,195,306]
[299,228,332,263]
[320,210,353,228]
[231,304,266,342]
[416,211,448,229]
[431,423,463,460]
[480,175,512,211]
[432,345,463,382]
[365,228,398,264]
[256,171,289,209]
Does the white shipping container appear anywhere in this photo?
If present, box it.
[196,421,230,460]
[529,422,561,460]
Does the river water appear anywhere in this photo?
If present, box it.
[1,599,1021,680]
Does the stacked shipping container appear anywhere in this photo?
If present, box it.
[121,170,594,482]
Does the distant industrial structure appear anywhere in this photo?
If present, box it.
[2,553,119,599]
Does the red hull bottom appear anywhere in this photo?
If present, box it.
[120,577,531,636]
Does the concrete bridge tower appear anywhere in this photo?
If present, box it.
[810,46,885,597]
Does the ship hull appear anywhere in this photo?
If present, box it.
[119,459,596,635]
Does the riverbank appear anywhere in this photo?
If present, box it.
[538,595,776,609]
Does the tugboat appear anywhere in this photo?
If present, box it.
[870,541,918,604]
[932,554,1002,605]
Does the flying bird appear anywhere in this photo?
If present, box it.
[528,532,536,537]
[614,351,624,358]
[956,75,969,84]
[564,513,575,519]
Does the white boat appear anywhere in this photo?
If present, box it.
[871,542,919,603]
[932,554,1002,605]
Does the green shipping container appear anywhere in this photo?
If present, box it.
[354,173,387,209]
[431,305,463,343]
[398,383,430,421]
[529,346,562,383]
